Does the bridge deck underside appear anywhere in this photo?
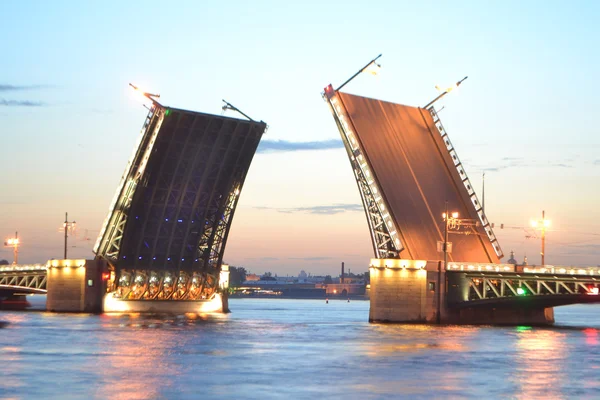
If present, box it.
[338,92,497,262]
[116,110,265,272]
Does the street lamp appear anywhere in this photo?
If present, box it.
[335,54,382,92]
[63,212,76,259]
[437,203,459,324]
[3,232,19,264]
[442,206,459,268]
[424,76,468,109]
[530,210,550,266]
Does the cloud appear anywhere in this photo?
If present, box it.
[0,84,48,92]
[468,157,575,173]
[563,243,600,255]
[257,139,343,153]
[551,163,573,168]
[288,257,332,261]
[594,159,600,166]
[0,98,45,107]
[255,203,363,215]
[501,157,523,161]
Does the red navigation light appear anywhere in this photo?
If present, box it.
[102,272,111,281]
[589,287,599,295]
[324,84,335,99]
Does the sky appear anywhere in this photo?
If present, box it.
[1,0,599,275]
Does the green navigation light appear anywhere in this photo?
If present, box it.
[516,287,526,296]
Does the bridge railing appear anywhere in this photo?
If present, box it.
[0,263,48,292]
[447,262,600,277]
[0,264,48,272]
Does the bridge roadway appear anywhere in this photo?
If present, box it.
[2,262,600,310]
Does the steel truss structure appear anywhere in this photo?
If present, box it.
[0,265,47,293]
[94,103,166,261]
[452,271,600,306]
[427,107,503,259]
[94,100,266,300]
[323,85,402,259]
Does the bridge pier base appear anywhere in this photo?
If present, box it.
[0,293,31,310]
[368,259,556,326]
[443,307,555,326]
[46,259,107,313]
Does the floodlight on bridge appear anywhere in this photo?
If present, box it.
[424,76,468,109]
[129,83,160,102]
[336,54,382,92]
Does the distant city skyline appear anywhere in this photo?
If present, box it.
[2,1,599,274]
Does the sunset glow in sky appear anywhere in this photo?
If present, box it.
[1,1,599,275]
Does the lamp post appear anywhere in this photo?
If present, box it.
[4,232,19,264]
[439,204,460,324]
[424,76,468,109]
[530,210,550,266]
[335,54,382,92]
[63,212,76,259]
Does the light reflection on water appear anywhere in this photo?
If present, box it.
[1,299,600,399]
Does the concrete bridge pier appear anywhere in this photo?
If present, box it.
[442,306,554,326]
[368,259,555,326]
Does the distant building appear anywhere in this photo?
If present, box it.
[245,274,260,281]
[319,283,365,296]
[507,251,517,265]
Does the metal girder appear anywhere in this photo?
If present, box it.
[323,87,402,259]
[465,273,599,301]
[94,104,166,261]
[427,107,503,259]
[0,270,47,291]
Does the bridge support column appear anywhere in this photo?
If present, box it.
[369,259,439,323]
[443,306,554,325]
[369,260,556,325]
[46,259,107,313]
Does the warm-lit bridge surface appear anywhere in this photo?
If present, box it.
[324,87,502,263]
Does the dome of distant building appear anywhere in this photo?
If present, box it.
[507,251,517,265]
[298,270,307,279]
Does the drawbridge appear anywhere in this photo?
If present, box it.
[94,91,267,305]
[322,58,598,323]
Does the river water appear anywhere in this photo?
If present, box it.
[1,298,600,399]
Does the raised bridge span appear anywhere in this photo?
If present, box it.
[1,74,596,324]
[322,71,597,324]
